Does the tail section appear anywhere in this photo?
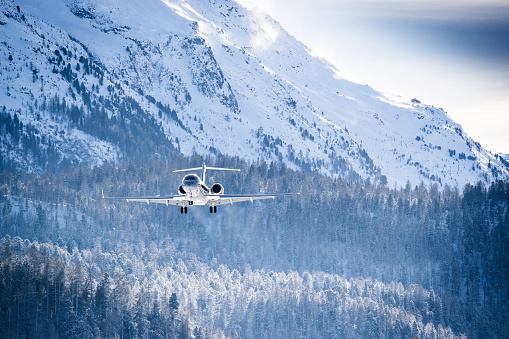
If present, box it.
[173,163,240,184]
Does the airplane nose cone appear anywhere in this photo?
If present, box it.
[183,174,201,187]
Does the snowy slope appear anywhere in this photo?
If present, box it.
[1,0,507,186]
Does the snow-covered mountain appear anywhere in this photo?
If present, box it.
[1,0,508,186]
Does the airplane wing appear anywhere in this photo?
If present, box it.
[207,193,300,206]
[102,189,299,207]
[102,191,186,206]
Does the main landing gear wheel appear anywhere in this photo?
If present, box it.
[210,206,217,213]
[181,207,188,214]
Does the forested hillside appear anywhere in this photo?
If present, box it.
[0,236,457,338]
[1,155,508,337]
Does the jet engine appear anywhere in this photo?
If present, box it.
[178,186,186,195]
[211,183,224,195]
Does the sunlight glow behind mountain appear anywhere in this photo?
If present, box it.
[239,0,509,154]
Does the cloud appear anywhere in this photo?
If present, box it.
[234,0,274,14]
[250,17,280,51]
[235,0,281,51]
[343,0,509,21]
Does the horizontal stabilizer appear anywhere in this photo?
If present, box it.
[173,166,240,173]
[204,167,240,172]
[172,167,203,173]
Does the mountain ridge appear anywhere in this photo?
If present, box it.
[1,0,508,187]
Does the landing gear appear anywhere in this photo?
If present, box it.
[181,206,188,214]
[210,206,217,213]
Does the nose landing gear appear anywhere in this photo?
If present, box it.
[181,206,188,214]
[209,206,217,213]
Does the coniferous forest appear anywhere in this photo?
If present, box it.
[0,154,508,338]
[1,1,508,337]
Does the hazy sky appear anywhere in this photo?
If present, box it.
[238,0,509,154]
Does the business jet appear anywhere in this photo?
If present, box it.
[103,163,299,214]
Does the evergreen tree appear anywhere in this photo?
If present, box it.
[95,273,111,336]
[148,299,164,338]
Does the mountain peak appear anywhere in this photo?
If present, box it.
[1,0,507,186]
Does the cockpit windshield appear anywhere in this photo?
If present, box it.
[183,174,200,186]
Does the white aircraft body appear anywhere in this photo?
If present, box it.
[103,164,299,214]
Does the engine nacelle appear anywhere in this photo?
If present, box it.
[178,185,186,195]
[211,183,224,195]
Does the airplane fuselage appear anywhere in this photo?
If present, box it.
[180,174,215,206]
